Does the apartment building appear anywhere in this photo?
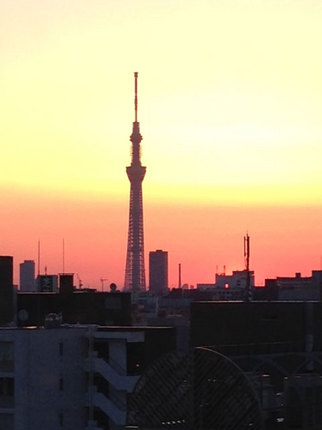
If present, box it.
[0,322,175,430]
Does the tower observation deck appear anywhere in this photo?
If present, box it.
[124,72,146,292]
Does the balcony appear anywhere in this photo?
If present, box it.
[86,390,127,426]
[86,419,104,430]
[90,357,139,392]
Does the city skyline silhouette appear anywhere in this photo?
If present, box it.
[1,1,322,289]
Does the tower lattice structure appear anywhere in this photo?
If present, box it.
[124,72,146,292]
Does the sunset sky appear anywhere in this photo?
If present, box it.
[1,0,322,288]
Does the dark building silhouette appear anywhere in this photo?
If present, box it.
[59,273,74,295]
[149,249,168,295]
[191,301,322,354]
[0,260,131,327]
[253,270,322,301]
[16,289,132,327]
[124,72,146,292]
[0,255,14,324]
[19,260,35,292]
[0,255,13,287]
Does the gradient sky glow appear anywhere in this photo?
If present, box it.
[1,0,322,288]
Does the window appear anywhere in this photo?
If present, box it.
[0,343,13,371]
[0,413,14,430]
[0,378,14,397]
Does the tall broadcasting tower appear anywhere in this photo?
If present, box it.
[124,72,146,292]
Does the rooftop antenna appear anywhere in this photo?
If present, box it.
[62,238,65,274]
[244,233,250,272]
[178,263,182,288]
[244,233,252,302]
[37,239,41,276]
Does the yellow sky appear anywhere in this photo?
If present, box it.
[1,0,322,287]
[1,0,322,202]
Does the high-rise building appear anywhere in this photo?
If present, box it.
[124,73,146,292]
[19,260,35,292]
[0,255,13,287]
[0,255,14,325]
[149,250,168,295]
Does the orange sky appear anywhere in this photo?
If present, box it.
[2,187,322,288]
[1,1,322,288]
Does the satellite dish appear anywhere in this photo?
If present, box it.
[18,309,29,322]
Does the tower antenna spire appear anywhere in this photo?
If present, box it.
[134,72,138,122]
